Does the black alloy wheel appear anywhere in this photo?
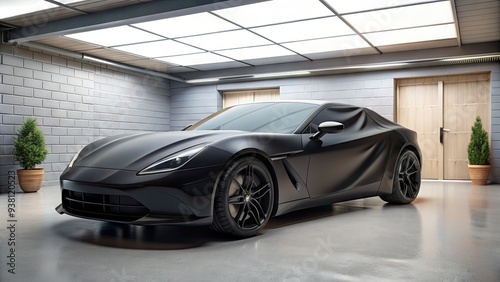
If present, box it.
[380,150,421,204]
[211,157,274,238]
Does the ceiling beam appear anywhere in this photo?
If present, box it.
[5,0,270,44]
[450,0,462,47]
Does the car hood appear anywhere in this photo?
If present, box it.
[73,130,247,171]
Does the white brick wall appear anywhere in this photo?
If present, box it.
[0,44,170,192]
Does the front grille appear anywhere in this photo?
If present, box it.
[62,189,149,222]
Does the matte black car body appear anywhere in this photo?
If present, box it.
[56,101,421,236]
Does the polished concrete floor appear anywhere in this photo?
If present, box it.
[1,181,499,281]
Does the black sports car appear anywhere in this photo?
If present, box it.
[56,101,421,237]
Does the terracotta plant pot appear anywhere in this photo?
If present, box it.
[468,164,491,186]
[17,168,45,193]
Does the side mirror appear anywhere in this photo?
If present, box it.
[310,121,344,140]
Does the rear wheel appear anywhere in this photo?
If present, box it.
[211,157,274,238]
[380,150,421,204]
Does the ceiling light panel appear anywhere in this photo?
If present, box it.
[251,17,355,43]
[324,0,437,14]
[54,0,88,4]
[345,1,455,33]
[132,12,239,38]
[157,52,234,66]
[66,26,163,47]
[113,40,203,58]
[213,0,334,27]
[216,45,296,60]
[0,0,57,19]
[283,35,371,54]
[363,24,457,46]
[0,0,91,19]
[177,30,272,51]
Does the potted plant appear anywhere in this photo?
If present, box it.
[12,117,48,192]
[467,116,490,185]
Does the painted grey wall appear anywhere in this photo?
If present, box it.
[171,84,221,130]
[0,44,170,193]
[171,62,500,182]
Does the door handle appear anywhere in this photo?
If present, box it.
[440,127,450,144]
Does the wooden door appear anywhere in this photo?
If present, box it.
[397,73,490,180]
[223,89,280,108]
[398,82,441,179]
[443,74,490,179]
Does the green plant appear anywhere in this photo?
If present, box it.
[12,117,48,170]
[467,116,490,165]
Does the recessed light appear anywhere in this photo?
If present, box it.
[363,24,456,46]
[323,0,435,14]
[133,12,239,38]
[177,29,271,51]
[113,40,203,58]
[186,78,220,83]
[253,71,311,78]
[157,52,233,66]
[251,17,355,43]
[345,1,455,33]
[216,45,295,60]
[0,0,57,19]
[283,35,370,54]
[65,26,162,47]
[213,0,333,27]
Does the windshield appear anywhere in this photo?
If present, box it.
[188,102,319,133]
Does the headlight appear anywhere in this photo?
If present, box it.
[68,148,83,168]
[138,145,205,175]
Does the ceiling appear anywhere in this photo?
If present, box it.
[1,0,499,83]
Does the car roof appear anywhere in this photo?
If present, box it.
[234,100,358,108]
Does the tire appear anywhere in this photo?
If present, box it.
[380,150,421,204]
[211,157,274,238]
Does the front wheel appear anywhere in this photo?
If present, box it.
[380,150,421,204]
[211,157,274,238]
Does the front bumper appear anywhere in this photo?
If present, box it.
[56,165,225,226]
[56,183,212,226]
